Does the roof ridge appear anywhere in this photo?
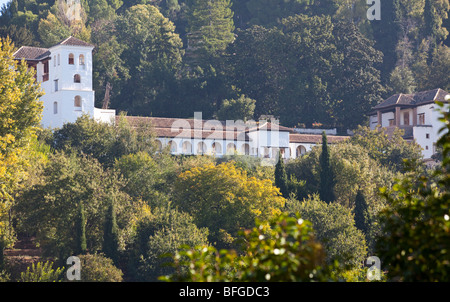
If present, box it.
[396,93,403,104]
[433,88,441,101]
[59,36,72,45]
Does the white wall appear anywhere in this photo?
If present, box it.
[38,43,115,129]
[381,112,394,127]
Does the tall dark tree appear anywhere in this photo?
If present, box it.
[185,0,235,67]
[275,151,288,198]
[279,14,337,128]
[354,189,368,234]
[75,201,87,255]
[113,4,184,116]
[319,132,335,203]
[103,196,120,264]
[370,0,401,83]
[330,21,384,131]
[424,0,450,49]
[226,25,287,118]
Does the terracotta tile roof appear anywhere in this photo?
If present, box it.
[118,116,348,144]
[13,46,51,61]
[55,36,94,48]
[245,121,294,133]
[14,36,93,62]
[289,133,349,144]
[118,116,251,141]
[374,88,449,110]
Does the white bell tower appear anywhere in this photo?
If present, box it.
[14,36,116,129]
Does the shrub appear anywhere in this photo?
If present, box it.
[76,254,123,282]
[285,194,367,268]
[19,261,64,282]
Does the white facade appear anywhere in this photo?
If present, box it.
[14,37,115,129]
[369,89,449,159]
[122,116,348,162]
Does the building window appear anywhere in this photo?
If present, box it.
[53,102,58,114]
[418,113,425,125]
[425,146,429,150]
[74,74,81,83]
[403,112,410,125]
[74,96,82,108]
[54,79,59,92]
[389,119,395,126]
[426,133,430,139]
[43,61,49,82]
[79,54,85,65]
[69,53,74,65]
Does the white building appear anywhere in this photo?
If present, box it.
[121,116,348,161]
[13,36,349,158]
[369,88,449,159]
[13,36,115,129]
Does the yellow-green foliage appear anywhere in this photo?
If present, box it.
[174,162,285,247]
[19,261,64,282]
[0,37,43,246]
[161,213,335,282]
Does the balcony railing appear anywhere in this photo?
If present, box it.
[384,125,414,138]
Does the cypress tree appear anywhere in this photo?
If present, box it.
[275,151,288,198]
[354,190,369,234]
[75,201,87,255]
[103,197,119,264]
[319,132,335,203]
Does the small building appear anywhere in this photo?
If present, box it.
[13,36,115,129]
[369,88,449,159]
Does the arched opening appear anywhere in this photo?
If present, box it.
[53,102,58,114]
[226,143,236,155]
[182,141,192,154]
[212,142,222,154]
[168,140,177,153]
[197,141,207,154]
[74,74,81,83]
[242,143,250,155]
[74,96,82,108]
[69,53,74,65]
[155,140,163,152]
[296,145,307,158]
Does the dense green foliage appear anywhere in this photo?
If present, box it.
[376,103,450,281]
[161,213,337,282]
[1,0,447,128]
[286,195,367,267]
